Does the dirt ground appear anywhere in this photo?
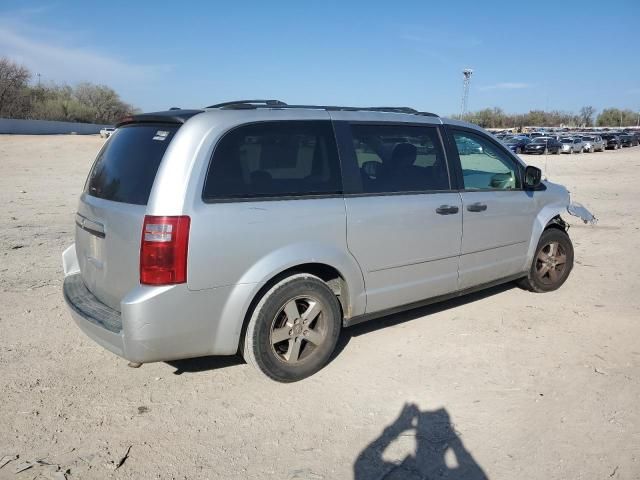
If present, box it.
[1,134,639,480]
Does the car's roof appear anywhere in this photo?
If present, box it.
[115,100,499,136]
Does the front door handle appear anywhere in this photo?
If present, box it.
[436,205,460,215]
[467,202,487,212]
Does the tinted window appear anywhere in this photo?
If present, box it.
[85,124,178,205]
[452,130,522,190]
[349,124,449,193]
[203,121,341,200]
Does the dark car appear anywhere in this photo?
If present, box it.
[623,133,639,146]
[456,136,484,155]
[503,136,531,154]
[523,137,562,155]
[601,133,622,150]
[618,134,634,147]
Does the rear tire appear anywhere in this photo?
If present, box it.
[242,274,342,382]
[518,228,574,293]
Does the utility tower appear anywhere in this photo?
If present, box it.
[460,68,473,117]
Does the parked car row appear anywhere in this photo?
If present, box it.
[498,130,640,155]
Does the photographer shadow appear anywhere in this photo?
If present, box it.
[354,404,487,480]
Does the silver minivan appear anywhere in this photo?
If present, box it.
[63,100,586,382]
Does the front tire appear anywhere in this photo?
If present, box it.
[242,274,342,382]
[518,228,574,293]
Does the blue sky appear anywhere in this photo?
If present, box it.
[1,0,639,115]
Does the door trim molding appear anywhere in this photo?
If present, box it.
[369,253,459,273]
[460,240,527,257]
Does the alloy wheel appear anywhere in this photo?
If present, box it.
[270,296,327,364]
[535,241,568,286]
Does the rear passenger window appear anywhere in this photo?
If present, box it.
[203,121,341,200]
[349,124,449,193]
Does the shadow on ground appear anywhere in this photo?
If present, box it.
[167,354,244,375]
[332,281,516,360]
[355,403,487,480]
[167,282,515,375]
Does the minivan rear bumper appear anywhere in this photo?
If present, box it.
[64,273,126,357]
[64,271,239,363]
[63,240,254,363]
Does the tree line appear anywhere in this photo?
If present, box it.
[458,105,639,129]
[3,55,639,128]
[0,56,136,125]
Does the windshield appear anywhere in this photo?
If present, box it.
[532,138,548,144]
[561,139,573,143]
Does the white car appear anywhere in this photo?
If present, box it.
[99,127,116,138]
[581,135,605,152]
[560,137,584,154]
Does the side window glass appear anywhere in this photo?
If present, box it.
[452,130,521,190]
[203,121,341,199]
[350,124,449,193]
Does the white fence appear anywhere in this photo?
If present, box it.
[0,118,109,135]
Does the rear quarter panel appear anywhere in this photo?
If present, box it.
[148,110,367,329]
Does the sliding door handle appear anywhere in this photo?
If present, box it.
[436,205,459,215]
[467,202,487,212]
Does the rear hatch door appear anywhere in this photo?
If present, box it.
[76,123,180,311]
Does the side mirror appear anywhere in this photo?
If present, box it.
[524,165,542,189]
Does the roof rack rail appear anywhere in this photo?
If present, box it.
[361,106,418,114]
[204,100,439,117]
[206,99,287,109]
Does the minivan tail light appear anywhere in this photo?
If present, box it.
[140,216,190,285]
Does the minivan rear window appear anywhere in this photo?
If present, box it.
[85,124,178,205]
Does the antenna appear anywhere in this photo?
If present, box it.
[460,68,473,118]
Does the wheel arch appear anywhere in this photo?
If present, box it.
[236,260,364,354]
[545,215,569,232]
[523,203,571,271]
[214,244,367,355]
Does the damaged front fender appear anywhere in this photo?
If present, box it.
[567,202,598,225]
